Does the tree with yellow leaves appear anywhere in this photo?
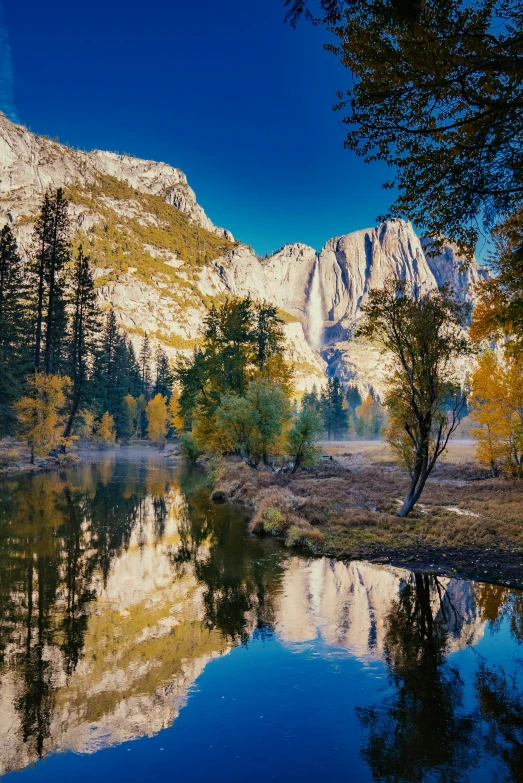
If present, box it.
[355,393,385,438]
[14,373,70,463]
[470,350,523,477]
[122,394,138,441]
[76,409,96,441]
[98,412,116,445]
[146,393,169,446]
[169,388,183,436]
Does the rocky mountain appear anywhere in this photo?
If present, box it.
[0,113,487,395]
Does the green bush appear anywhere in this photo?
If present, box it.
[179,432,203,464]
[262,506,286,534]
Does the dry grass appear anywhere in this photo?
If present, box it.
[211,443,523,562]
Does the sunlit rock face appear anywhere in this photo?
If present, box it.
[318,222,435,326]
[274,558,486,660]
[0,113,229,239]
[0,112,486,393]
[421,238,490,301]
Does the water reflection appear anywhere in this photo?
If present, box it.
[0,454,522,781]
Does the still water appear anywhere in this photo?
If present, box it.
[0,452,522,782]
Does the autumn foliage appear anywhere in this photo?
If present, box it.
[146,394,169,445]
[97,412,116,444]
[470,351,523,477]
[14,373,71,462]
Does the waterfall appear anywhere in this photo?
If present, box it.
[307,259,323,350]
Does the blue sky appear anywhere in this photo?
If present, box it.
[2,0,395,255]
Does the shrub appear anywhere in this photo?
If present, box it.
[0,449,20,466]
[262,506,286,534]
[180,431,203,463]
[285,519,324,549]
[287,406,323,472]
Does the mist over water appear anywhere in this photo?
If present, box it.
[307,259,323,350]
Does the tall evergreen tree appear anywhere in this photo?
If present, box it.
[302,385,321,413]
[139,333,152,399]
[30,189,71,374]
[0,225,30,434]
[63,246,100,440]
[346,385,362,412]
[346,384,363,433]
[92,310,142,439]
[154,346,172,398]
[93,309,119,420]
[321,377,349,439]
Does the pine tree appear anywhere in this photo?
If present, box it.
[92,309,135,438]
[346,385,362,411]
[93,309,118,412]
[139,333,152,399]
[321,377,348,439]
[122,394,138,441]
[30,189,71,374]
[0,225,30,434]
[93,311,139,412]
[302,385,321,412]
[63,246,100,440]
[154,346,172,398]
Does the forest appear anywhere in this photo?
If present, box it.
[0,182,522,521]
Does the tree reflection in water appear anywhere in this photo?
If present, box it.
[0,461,149,759]
[357,574,476,782]
[0,456,522,779]
[176,465,284,643]
[0,457,285,764]
[475,661,523,783]
[357,573,523,782]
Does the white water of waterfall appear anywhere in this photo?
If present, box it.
[307,260,323,350]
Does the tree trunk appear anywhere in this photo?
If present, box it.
[397,467,429,517]
[43,252,56,375]
[62,388,81,450]
[34,258,45,371]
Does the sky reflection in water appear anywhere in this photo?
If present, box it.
[0,452,522,782]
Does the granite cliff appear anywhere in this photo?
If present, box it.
[0,113,486,395]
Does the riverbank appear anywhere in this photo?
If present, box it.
[0,440,181,476]
[0,441,82,475]
[211,440,523,589]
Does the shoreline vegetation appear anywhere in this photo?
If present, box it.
[1,439,522,589]
[210,440,523,590]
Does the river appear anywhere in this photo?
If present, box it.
[0,452,521,782]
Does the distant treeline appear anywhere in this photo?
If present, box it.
[301,381,385,440]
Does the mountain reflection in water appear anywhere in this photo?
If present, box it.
[0,453,522,782]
